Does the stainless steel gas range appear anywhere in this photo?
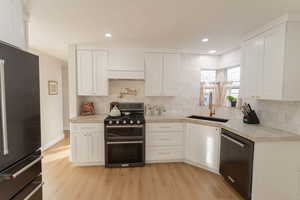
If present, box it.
[104,103,145,168]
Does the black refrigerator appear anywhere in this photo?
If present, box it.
[0,43,42,200]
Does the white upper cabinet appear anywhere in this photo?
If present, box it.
[241,15,300,101]
[108,48,145,79]
[145,53,180,96]
[262,25,285,100]
[163,54,180,96]
[0,0,26,49]
[240,36,264,99]
[145,54,163,96]
[77,49,108,96]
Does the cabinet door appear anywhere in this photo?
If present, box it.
[145,54,163,96]
[71,133,90,163]
[186,124,220,171]
[77,50,95,95]
[163,54,180,96]
[93,51,108,96]
[240,37,264,99]
[262,24,285,100]
[88,132,104,163]
[186,124,203,164]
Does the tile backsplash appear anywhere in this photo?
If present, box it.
[248,99,300,135]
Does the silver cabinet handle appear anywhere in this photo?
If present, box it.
[106,125,144,128]
[0,60,8,155]
[24,182,44,200]
[0,156,43,180]
[227,176,235,183]
[107,141,143,144]
[221,134,245,148]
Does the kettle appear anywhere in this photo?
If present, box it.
[109,105,121,117]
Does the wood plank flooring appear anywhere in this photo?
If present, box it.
[42,139,243,200]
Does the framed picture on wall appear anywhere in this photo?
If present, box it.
[48,80,58,95]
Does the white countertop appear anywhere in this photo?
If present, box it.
[70,114,300,143]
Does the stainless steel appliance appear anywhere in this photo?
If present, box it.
[104,103,145,168]
[0,43,42,200]
[220,129,254,200]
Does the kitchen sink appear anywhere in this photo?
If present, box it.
[187,115,229,123]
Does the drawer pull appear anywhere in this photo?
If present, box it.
[227,176,235,183]
[24,182,44,200]
[159,138,171,141]
[158,152,171,155]
[159,126,172,129]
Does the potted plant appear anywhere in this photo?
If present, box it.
[227,96,237,107]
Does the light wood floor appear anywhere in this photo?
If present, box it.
[42,138,243,200]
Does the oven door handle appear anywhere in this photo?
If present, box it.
[107,141,143,144]
[106,125,144,128]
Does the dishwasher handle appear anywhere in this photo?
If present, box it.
[221,134,245,148]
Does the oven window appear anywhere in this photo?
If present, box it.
[107,143,143,164]
[106,127,144,138]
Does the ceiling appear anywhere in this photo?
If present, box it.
[25,0,300,60]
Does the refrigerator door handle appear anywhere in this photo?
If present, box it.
[24,181,44,200]
[0,60,8,155]
[0,156,43,180]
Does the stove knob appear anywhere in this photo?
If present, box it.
[130,120,134,124]
[123,120,127,124]
[109,120,113,125]
[116,121,120,124]
[136,120,141,124]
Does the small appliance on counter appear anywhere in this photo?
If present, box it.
[80,102,95,116]
[242,103,260,124]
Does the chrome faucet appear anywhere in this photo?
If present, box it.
[208,91,215,117]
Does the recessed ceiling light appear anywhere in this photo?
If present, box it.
[209,50,217,54]
[105,33,112,38]
[202,38,209,42]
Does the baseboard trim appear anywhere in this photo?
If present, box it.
[42,134,65,151]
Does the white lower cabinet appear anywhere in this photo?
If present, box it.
[146,123,184,162]
[70,123,104,165]
[69,122,220,173]
[185,123,220,173]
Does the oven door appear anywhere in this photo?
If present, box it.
[105,125,144,140]
[106,141,145,167]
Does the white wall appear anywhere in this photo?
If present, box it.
[219,49,241,68]
[31,49,65,150]
[62,66,69,130]
[0,0,27,49]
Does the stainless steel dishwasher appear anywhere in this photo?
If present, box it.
[220,129,254,200]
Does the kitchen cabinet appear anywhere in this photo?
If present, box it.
[145,53,180,96]
[108,48,145,79]
[241,15,300,101]
[77,49,108,96]
[146,123,184,162]
[185,123,220,172]
[70,123,104,165]
[240,36,264,99]
[0,0,26,50]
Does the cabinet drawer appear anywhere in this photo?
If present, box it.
[147,132,184,146]
[71,123,104,132]
[146,147,184,161]
[146,123,184,132]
